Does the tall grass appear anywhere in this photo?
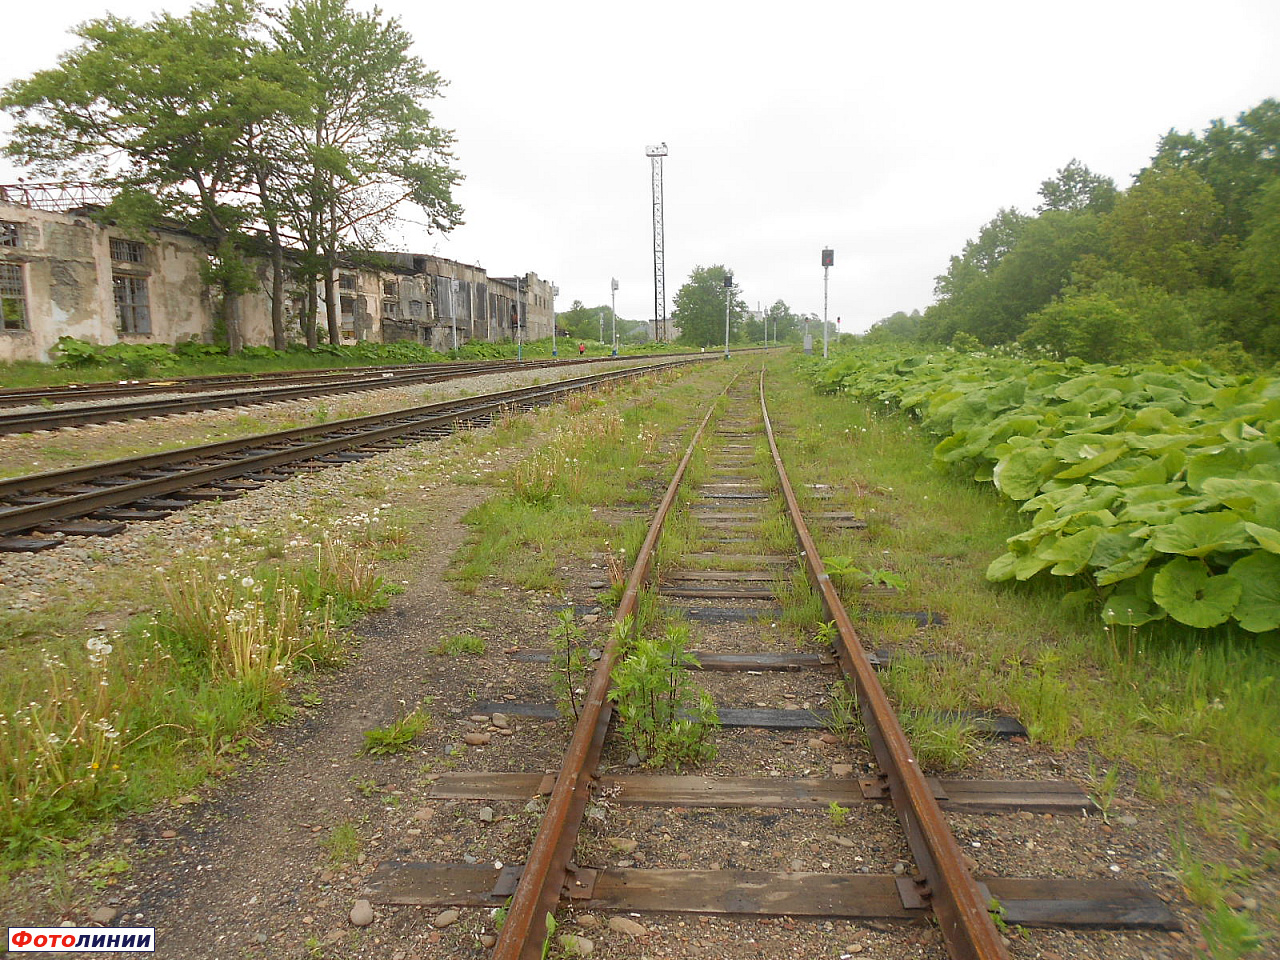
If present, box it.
[0,535,385,860]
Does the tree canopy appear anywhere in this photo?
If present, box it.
[1,0,462,352]
[672,265,749,348]
[869,98,1280,363]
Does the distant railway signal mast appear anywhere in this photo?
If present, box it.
[646,143,668,341]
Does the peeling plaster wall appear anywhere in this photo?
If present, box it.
[0,201,216,363]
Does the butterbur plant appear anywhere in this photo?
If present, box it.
[608,623,718,769]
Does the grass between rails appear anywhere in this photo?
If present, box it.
[762,354,1278,948]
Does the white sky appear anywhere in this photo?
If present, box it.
[2,0,1279,332]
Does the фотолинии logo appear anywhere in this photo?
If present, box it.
[8,927,156,952]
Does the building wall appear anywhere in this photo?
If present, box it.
[1,198,556,360]
[0,201,214,363]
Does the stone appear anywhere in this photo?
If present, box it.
[480,935,497,947]
[846,946,864,955]
[830,763,855,777]
[349,900,374,927]
[576,914,599,928]
[558,934,594,956]
[819,733,840,745]
[90,907,117,924]
[469,714,490,722]
[433,909,460,928]
[161,829,178,839]
[607,837,639,853]
[608,916,648,937]
[1116,814,1138,826]
[478,806,495,822]
[625,751,642,767]
[491,713,510,729]
[588,580,607,589]
[582,614,599,624]
[413,806,435,822]
[464,732,491,746]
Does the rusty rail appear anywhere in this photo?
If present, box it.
[758,370,1010,960]
[492,373,738,960]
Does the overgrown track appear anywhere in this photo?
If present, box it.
[0,355,678,434]
[365,365,1178,959]
[0,357,706,552]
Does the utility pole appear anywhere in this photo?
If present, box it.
[610,277,619,357]
[723,271,733,360]
[646,143,668,341]
[551,284,559,356]
[516,275,523,361]
[821,248,834,360]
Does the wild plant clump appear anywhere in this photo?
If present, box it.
[608,621,718,770]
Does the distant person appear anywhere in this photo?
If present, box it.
[578,342,586,356]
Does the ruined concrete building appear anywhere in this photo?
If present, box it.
[0,192,555,363]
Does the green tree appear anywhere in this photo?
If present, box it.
[268,0,463,346]
[1154,98,1280,239]
[1019,292,1153,362]
[864,310,924,344]
[555,300,620,342]
[1037,158,1118,213]
[673,265,748,348]
[767,300,805,343]
[1230,177,1280,355]
[1102,164,1228,293]
[1,0,301,352]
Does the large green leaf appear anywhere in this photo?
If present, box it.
[1200,477,1280,512]
[1146,512,1253,557]
[993,445,1056,500]
[1040,526,1105,576]
[1244,522,1280,554]
[1152,557,1241,628]
[1228,553,1280,633]
[986,552,1018,582]
[1101,593,1165,626]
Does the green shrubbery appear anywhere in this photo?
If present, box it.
[811,347,1280,633]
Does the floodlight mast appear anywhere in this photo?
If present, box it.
[646,142,668,341]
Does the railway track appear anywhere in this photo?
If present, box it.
[0,357,705,553]
[0,355,662,434]
[361,368,1177,958]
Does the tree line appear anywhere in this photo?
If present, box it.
[1,0,462,353]
[866,99,1280,365]
[669,264,813,347]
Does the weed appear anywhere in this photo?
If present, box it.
[900,712,984,772]
[1199,901,1268,959]
[550,610,592,721]
[322,822,361,866]
[1088,758,1121,822]
[350,777,379,798]
[608,622,719,769]
[824,682,860,743]
[363,704,431,756]
[827,801,850,827]
[435,634,486,656]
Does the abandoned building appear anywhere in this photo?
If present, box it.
[0,190,555,364]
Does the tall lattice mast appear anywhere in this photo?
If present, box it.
[645,143,668,341]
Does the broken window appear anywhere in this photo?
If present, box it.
[109,238,145,263]
[113,274,151,334]
[0,262,28,330]
[0,221,20,248]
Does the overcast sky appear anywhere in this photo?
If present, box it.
[2,0,1279,333]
